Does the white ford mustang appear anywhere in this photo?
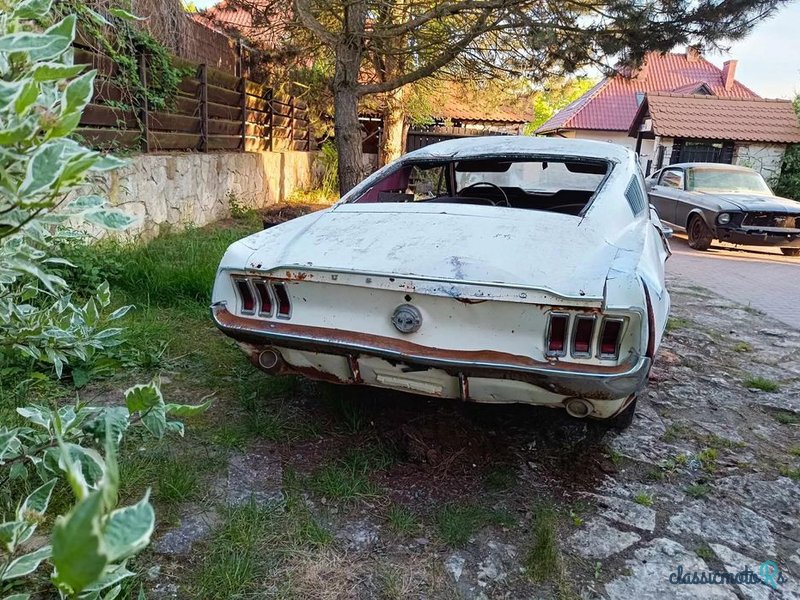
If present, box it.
[212,136,671,428]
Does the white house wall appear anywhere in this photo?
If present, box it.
[733,143,786,182]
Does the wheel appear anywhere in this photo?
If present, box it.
[607,397,637,430]
[781,248,800,257]
[687,215,713,251]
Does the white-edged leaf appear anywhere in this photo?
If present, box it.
[103,492,154,562]
[2,593,31,600]
[165,420,184,437]
[141,403,166,439]
[84,209,136,231]
[2,545,51,580]
[13,0,54,20]
[82,564,134,593]
[68,195,105,210]
[16,406,50,430]
[32,62,84,81]
[124,382,163,413]
[165,396,213,418]
[17,478,57,521]
[62,70,96,115]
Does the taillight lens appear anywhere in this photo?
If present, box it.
[572,316,595,355]
[272,282,291,318]
[599,319,623,358]
[546,314,568,356]
[235,279,255,313]
[253,281,272,316]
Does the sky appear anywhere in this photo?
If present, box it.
[190,0,799,99]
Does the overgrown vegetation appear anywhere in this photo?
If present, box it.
[0,2,209,595]
[773,96,800,200]
[742,376,780,392]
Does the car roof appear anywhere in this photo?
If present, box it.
[660,162,756,172]
[404,135,633,163]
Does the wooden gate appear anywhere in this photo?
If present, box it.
[406,126,510,152]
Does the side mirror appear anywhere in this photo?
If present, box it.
[660,225,673,239]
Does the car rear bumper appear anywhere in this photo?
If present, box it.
[211,303,651,417]
[717,227,800,247]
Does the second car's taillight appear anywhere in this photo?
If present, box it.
[599,318,624,358]
[546,313,569,356]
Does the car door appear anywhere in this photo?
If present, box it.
[648,168,685,226]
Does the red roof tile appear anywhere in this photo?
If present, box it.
[630,94,800,144]
[536,52,759,134]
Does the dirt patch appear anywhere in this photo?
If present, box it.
[260,202,331,228]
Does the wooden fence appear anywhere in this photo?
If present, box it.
[74,45,313,153]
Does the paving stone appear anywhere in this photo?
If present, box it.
[224,442,283,507]
[152,508,220,555]
[445,554,466,583]
[567,518,640,559]
[589,494,657,532]
[713,476,800,530]
[708,544,771,600]
[336,519,378,551]
[605,538,737,600]
[668,502,776,556]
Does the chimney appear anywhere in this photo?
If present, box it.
[722,60,737,90]
[686,45,701,62]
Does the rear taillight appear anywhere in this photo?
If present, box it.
[272,282,291,318]
[253,281,273,316]
[572,316,595,356]
[234,279,255,314]
[599,318,623,358]
[546,313,569,356]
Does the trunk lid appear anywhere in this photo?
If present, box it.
[245,203,616,300]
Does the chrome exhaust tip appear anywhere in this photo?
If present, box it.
[258,348,281,370]
[564,397,593,419]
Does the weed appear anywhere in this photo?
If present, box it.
[606,446,624,467]
[666,317,692,332]
[686,483,711,499]
[646,468,665,482]
[663,423,690,442]
[779,465,800,480]
[696,448,719,473]
[326,394,368,434]
[436,504,514,547]
[309,445,393,501]
[704,434,746,450]
[775,412,800,425]
[696,545,714,561]
[790,447,800,457]
[633,492,653,507]
[733,341,752,353]
[484,465,518,492]
[743,376,779,392]
[386,505,419,535]
[524,504,560,583]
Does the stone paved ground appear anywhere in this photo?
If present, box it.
[667,233,799,329]
[148,276,800,599]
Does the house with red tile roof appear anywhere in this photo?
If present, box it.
[628,93,800,179]
[537,49,800,180]
[535,49,758,148]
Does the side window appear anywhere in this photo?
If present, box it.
[625,176,647,215]
[659,169,684,189]
[407,165,445,200]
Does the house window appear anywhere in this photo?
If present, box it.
[635,92,645,106]
[669,139,734,164]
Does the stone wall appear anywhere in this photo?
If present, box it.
[91,151,319,239]
[733,143,786,182]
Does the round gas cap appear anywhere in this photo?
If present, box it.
[391,304,422,334]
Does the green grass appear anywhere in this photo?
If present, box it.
[743,376,780,392]
[666,317,692,332]
[662,422,690,443]
[686,483,711,499]
[695,544,714,561]
[779,465,800,480]
[435,504,515,547]
[633,491,653,507]
[309,445,394,501]
[733,341,752,353]
[385,504,420,535]
[696,448,719,473]
[790,447,800,457]
[775,411,800,425]
[524,504,560,582]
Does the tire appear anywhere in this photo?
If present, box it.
[687,215,713,251]
[781,248,800,257]
[607,397,637,431]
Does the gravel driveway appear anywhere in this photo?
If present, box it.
[667,233,799,330]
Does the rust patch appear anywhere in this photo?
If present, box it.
[455,298,488,305]
[284,270,311,281]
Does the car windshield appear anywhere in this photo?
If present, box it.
[686,168,772,194]
[351,158,610,216]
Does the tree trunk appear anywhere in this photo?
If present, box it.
[378,86,406,167]
[333,84,364,195]
[333,1,367,195]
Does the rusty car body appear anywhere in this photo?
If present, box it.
[212,137,671,427]
[647,162,800,256]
